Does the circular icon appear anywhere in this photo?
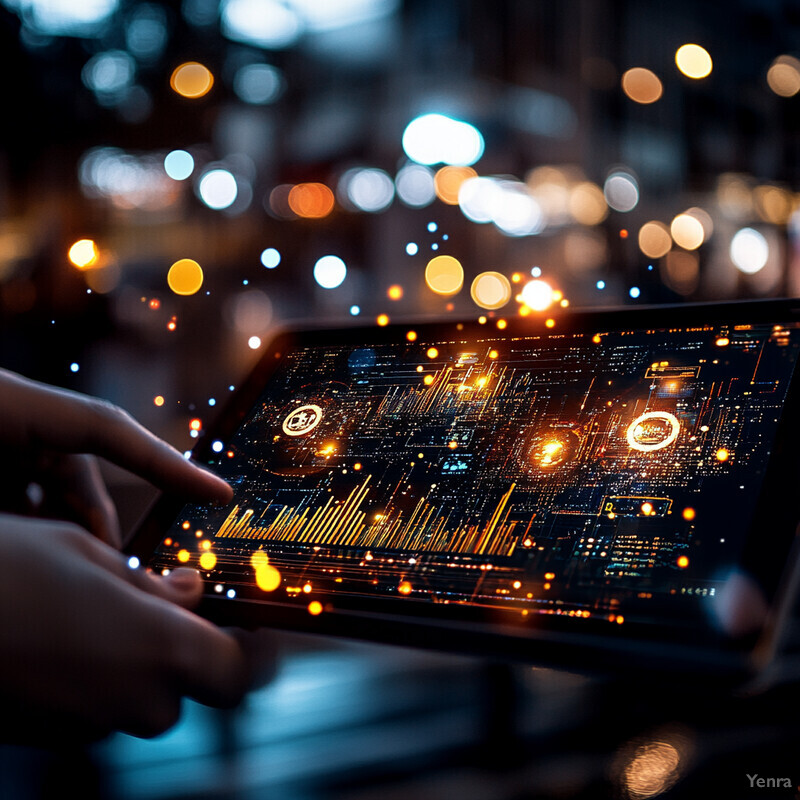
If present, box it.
[626,411,680,452]
[282,404,323,437]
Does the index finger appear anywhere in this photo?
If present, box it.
[0,370,232,504]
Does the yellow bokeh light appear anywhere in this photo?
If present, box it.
[170,62,214,98]
[255,563,281,592]
[716,448,730,462]
[190,418,202,431]
[406,330,417,341]
[754,185,793,225]
[177,549,190,563]
[621,67,663,104]
[497,319,507,330]
[545,318,555,328]
[425,255,464,296]
[682,507,696,521]
[168,258,204,296]
[569,182,608,226]
[470,271,512,310]
[427,347,439,359]
[199,552,217,570]
[308,600,323,615]
[638,221,672,258]
[641,502,653,515]
[489,349,498,359]
[715,337,729,347]
[670,213,705,250]
[677,555,690,568]
[423,374,435,386]
[767,55,800,97]
[287,182,335,218]
[675,44,712,79]
[448,440,458,449]
[387,284,403,300]
[154,395,165,407]
[434,166,477,205]
[376,314,390,326]
[68,239,99,269]
[398,581,412,595]
[354,462,362,470]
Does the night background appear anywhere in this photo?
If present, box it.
[2,0,800,798]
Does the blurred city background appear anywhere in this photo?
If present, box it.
[2,0,800,797]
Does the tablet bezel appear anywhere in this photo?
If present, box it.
[127,298,800,678]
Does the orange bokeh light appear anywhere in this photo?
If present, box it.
[287,182,335,219]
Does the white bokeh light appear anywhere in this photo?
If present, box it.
[164,149,194,181]
[197,169,238,210]
[313,255,347,288]
[521,279,554,311]
[221,0,302,48]
[260,247,281,268]
[730,227,769,274]
[402,113,484,167]
[345,168,395,212]
[395,164,435,207]
[233,63,285,105]
[603,172,639,212]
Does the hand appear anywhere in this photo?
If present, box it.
[0,368,232,547]
[0,513,249,742]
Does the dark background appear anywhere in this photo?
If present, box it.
[2,0,800,797]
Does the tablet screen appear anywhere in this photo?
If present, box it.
[137,310,800,643]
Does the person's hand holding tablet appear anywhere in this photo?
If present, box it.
[0,368,248,741]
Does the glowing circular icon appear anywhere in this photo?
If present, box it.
[626,411,680,452]
[282,404,323,437]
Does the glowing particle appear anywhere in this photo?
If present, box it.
[308,600,323,615]
[616,615,625,624]
[545,318,555,328]
[198,169,238,210]
[641,502,653,515]
[170,61,214,98]
[406,330,417,341]
[403,113,484,166]
[354,462,362,470]
[406,242,419,255]
[629,286,641,299]
[513,580,522,589]
[254,557,281,591]
[638,220,672,258]
[620,229,628,238]
[425,255,464,296]
[592,334,601,344]
[716,448,730,462]
[167,319,177,331]
[416,365,424,372]
[677,555,689,568]
[448,440,458,449]
[128,556,140,569]
[427,222,438,232]
[167,258,204,296]
[545,572,555,580]
[201,540,212,551]
[715,337,729,347]
[767,55,800,97]
[426,347,439,359]
[470,271,512,310]
[208,398,216,406]
[730,228,768,274]
[423,374,435,386]
[70,362,80,373]
[190,418,202,431]
[177,549,190,563]
[398,581,412,595]
[387,285,403,300]
[313,255,347,289]
[199,551,217,570]
[261,247,281,268]
[377,314,390,326]
[434,165,478,204]
[682,507,696,521]
[489,350,498,359]
[227,589,236,599]
[497,319,507,330]
[675,44,712,79]
[621,67,663,104]
[154,395,165,407]
[164,149,194,181]
[248,335,262,349]
[521,279,553,311]
[596,280,606,290]
[671,213,705,250]
[288,182,335,218]
[68,239,99,269]
[211,440,224,453]
[350,305,360,316]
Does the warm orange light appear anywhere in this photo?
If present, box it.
[354,462,362,470]
[434,166,477,204]
[154,395,165,407]
[512,272,523,283]
[497,319,507,330]
[675,44,712,79]
[68,239,99,269]
[478,315,487,324]
[619,229,628,239]
[544,572,555,580]
[387,285,403,301]
[287,182,335,219]
[425,255,464,296]
[448,440,458,449]
[308,600,323,615]
[716,448,730,462]
[545,318,555,328]
[682,507,696,521]
[513,580,522,589]
[398,581,412,595]
[181,521,191,530]
[149,298,160,309]
[167,258,204,295]
[377,314,390,326]
[427,347,439,359]
[616,615,625,624]
[489,349,499,359]
[254,562,281,592]
[177,549,190,563]
[170,62,214,98]
[677,555,689,568]
[303,583,312,594]
[715,337,729,347]
[641,502,653,515]
[167,319,177,331]
[199,552,217,570]
[406,330,417,341]
[423,374,435,386]
[190,418,202,431]
[592,334,602,344]
[621,67,663,104]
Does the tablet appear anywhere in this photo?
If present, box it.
[128,299,800,679]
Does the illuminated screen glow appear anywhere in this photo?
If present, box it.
[146,320,800,632]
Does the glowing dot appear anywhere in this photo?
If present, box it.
[497,319,507,330]
[619,229,628,238]
[716,448,730,462]
[201,540,212,550]
[154,395,165,406]
[675,44,712,79]
[198,169,238,210]
[621,67,663,104]
[170,61,214,98]
[313,255,347,289]
[545,572,555,581]
[350,305,360,316]
[629,286,641,299]
[70,362,80,373]
[638,221,672,258]
[448,440,458,449]
[167,258,203,296]
[128,556,140,569]
[248,335,262,349]
[434,165,478,205]
[489,350,498,359]
[677,555,689,568]
[470,271,512,310]
[261,247,281,268]
[767,55,800,97]
[592,334,601,343]
[616,615,624,624]
[423,374,435,386]
[670,213,705,251]
[513,580,522,589]
[199,551,217,570]
[181,521,191,530]
[730,228,768,274]
[682,507,696,521]
[377,314,390,326]
[641,502,653,515]
[387,285,403,300]
[68,239,99,269]
[406,330,417,342]
[288,182,335,218]
[417,452,424,459]
[521,279,553,311]
[164,149,194,181]
[425,254,464,296]
[167,320,177,331]
[227,589,236,599]
[308,600,323,615]
[596,280,606,290]
[354,462,362,470]
[254,560,281,592]
[426,347,439,359]
[405,242,419,256]
[398,581,412,595]
[211,440,224,453]
[715,337,729,347]
[545,318,555,328]
[177,549,190,563]
[208,398,216,406]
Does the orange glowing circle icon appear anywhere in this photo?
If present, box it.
[282,404,323,437]
[677,555,690,568]
[626,411,680,452]
[398,581,412,595]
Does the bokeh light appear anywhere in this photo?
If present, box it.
[288,182,335,218]
[675,44,712,79]
[313,255,347,288]
[621,67,663,104]
[471,271,512,310]
[14,0,118,36]
[82,50,135,102]
[344,168,395,212]
[221,0,302,48]
[198,168,238,210]
[604,171,639,212]
[395,164,435,207]
[638,221,672,258]
[767,55,800,97]
[164,149,194,181]
[261,247,281,268]
[167,258,204,295]
[248,335,262,349]
[68,239,99,269]
[569,182,608,225]
[402,113,485,166]
[670,214,705,250]
[434,166,477,205]
[387,285,403,300]
[233,63,285,105]
[521,279,553,311]
[730,228,768,274]
[170,62,214,98]
[425,255,464,296]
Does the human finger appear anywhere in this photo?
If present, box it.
[0,370,232,504]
